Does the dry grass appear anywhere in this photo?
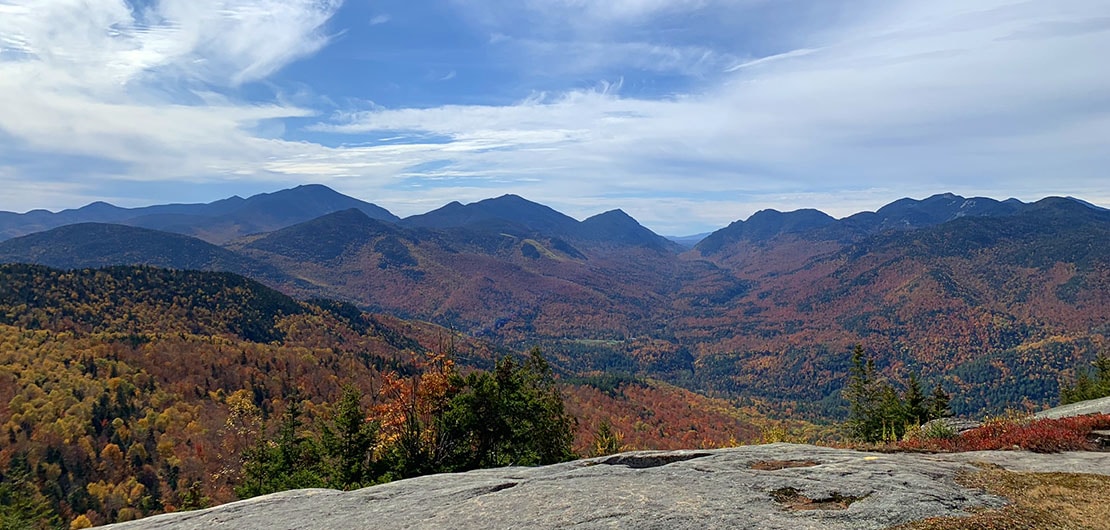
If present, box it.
[893,465,1110,530]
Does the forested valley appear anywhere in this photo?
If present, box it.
[0,264,775,527]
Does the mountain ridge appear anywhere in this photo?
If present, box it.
[1,189,1106,419]
[0,184,399,243]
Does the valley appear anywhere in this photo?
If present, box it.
[3,187,1105,419]
[1,186,1107,526]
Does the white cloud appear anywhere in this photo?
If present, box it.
[309,0,1110,232]
[1,0,1108,235]
[0,0,341,188]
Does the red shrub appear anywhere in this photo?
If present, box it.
[900,413,1110,453]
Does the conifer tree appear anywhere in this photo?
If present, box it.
[927,384,951,420]
[321,385,379,490]
[903,373,928,426]
[844,345,882,442]
[1060,353,1110,404]
[591,420,623,457]
[236,393,324,499]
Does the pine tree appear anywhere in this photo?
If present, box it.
[321,385,379,490]
[844,345,882,442]
[878,383,906,441]
[927,383,951,420]
[236,393,324,499]
[903,373,928,427]
[436,349,576,471]
[591,420,623,457]
[1060,353,1110,404]
[0,454,61,530]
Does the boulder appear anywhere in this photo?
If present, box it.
[921,417,981,435]
[1034,396,1110,420]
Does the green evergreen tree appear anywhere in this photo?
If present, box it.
[877,383,906,442]
[903,373,928,427]
[437,349,576,471]
[843,345,882,442]
[0,454,60,530]
[321,385,379,490]
[236,394,324,499]
[927,383,951,420]
[1060,353,1110,405]
[591,420,622,457]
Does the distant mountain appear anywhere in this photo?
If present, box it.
[578,210,680,252]
[682,196,1110,416]
[696,208,837,254]
[402,195,677,252]
[402,194,581,236]
[3,190,1106,422]
[667,232,712,249]
[0,222,291,284]
[841,193,1024,233]
[239,208,401,263]
[234,207,685,343]
[693,193,1101,258]
[0,184,399,243]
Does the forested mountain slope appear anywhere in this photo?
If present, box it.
[1,192,1106,419]
[0,265,768,527]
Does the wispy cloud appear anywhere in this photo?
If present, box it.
[311,0,1110,232]
[1,0,1108,235]
[369,14,391,26]
[725,48,821,72]
[0,0,341,191]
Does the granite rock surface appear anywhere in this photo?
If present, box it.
[102,443,1110,530]
[104,397,1110,529]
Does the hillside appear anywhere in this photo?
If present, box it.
[230,207,686,344]
[0,265,769,527]
[1,191,1106,419]
[681,197,1110,415]
[0,224,293,286]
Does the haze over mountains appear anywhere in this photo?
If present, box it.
[0,184,399,243]
[1,185,1107,417]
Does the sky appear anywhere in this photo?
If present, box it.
[0,0,1108,235]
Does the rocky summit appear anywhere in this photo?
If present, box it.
[102,443,1110,530]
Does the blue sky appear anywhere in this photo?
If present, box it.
[0,0,1108,235]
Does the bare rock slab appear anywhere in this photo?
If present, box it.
[104,444,1022,530]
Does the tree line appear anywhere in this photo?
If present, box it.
[1059,353,1110,405]
[234,348,576,498]
[842,345,951,443]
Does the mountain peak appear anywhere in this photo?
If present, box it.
[586,209,635,221]
[403,194,578,235]
[580,209,676,251]
[847,193,1020,233]
[695,208,837,254]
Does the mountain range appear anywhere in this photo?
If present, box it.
[1,185,1107,417]
[0,184,398,243]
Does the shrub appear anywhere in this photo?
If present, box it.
[900,413,1110,453]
